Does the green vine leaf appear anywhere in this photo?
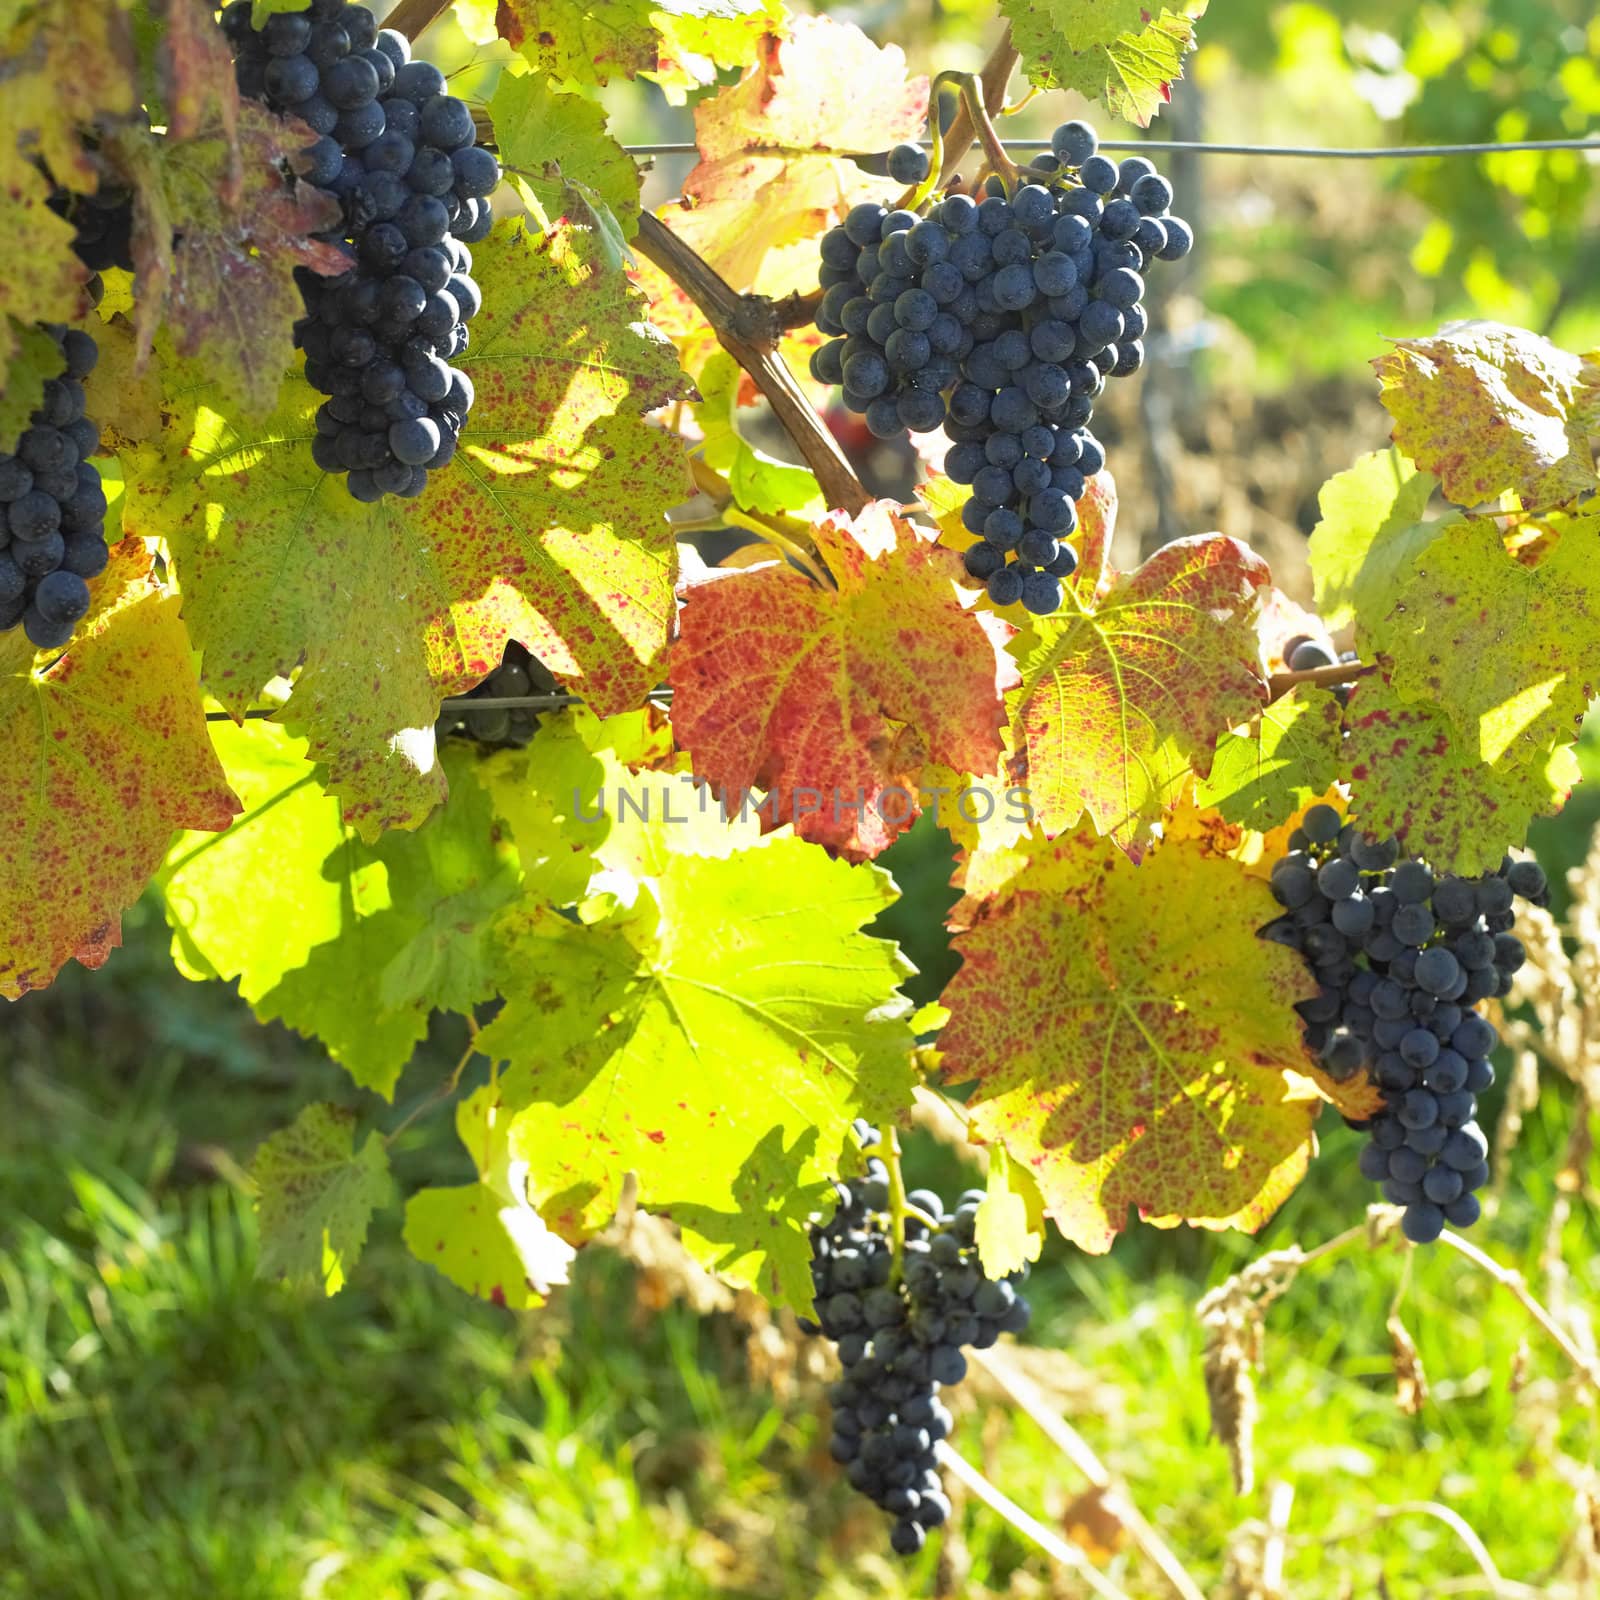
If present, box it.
[122,219,691,836]
[478,820,918,1310]
[1339,670,1579,873]
[253,1103,395,1297]
[496,0,779,92]
[940,826,1319,1254]
[489,69,641,239]
[1306,448,1444,637]
[1374,322,1600,509]
[1001,0,1208,127]
[973,1143,1046,1281]
[404,1086,577,1310]
[1196,687,1344,831]
[0,321,67,455]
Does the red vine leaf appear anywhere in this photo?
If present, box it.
[670,502,1019,859]
[1010,534,1271,852]
[0,541,240,999]
[123,220,692,837]
[939,826,1319,1253]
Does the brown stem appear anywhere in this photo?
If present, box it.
[1267,659,1375,701]
[384,0,455,41]
[636,211,870,516]
[935,26,1020,187]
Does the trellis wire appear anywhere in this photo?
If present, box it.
[624,137,1600,160]
[206,692,675,720]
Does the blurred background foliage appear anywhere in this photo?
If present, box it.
[4,0,1599,1595]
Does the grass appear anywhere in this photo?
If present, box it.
[3,823,1598,1599]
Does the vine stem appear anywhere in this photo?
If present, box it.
[1266,658,1374,700]
[384,0,454,41]
[634,212,871,516]
[973,1346,1207,1600]
[385,1022,479,1148]
[934,26,1019,188]
[934,1441,1136,1600]
[687,457,837,590]
[1436,1226,1600,1391]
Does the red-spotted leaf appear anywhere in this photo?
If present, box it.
[1009,535,1272,852]
[1339,671,1578,875]
[0,1,133,378]
[122,220,692,837]
[939,826,1318,1253]
[1374,322,1600,510]
[110,100,344,418]
[671,15,928,293]
[669,502,1019,859]
[497,0,778,92]
[0,541,239,999]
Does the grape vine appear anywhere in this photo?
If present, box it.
[804,1124,1031,1556]
[808,116,1190,616]
[223,0,499,502]
[1265,804,1547,1243]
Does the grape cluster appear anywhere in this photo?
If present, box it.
[0,327,109,649]
[1263,804,1548,1243]
[435,641,558,748]
[223,0,499,502]
[804,1123,1031,1556]
[1281,634,1361,703]
[809,121,1191,617]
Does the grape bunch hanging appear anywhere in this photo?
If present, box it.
[223,0,499,503]
[435,641,558,749]
[0,178,126,649]
[1264,804,1547,1244]
[803,1123,1030,1556]
[809,121,1191,617]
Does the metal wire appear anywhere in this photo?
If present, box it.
[624,136,1600,160]
[205,690,675,722]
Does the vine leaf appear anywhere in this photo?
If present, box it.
[1306,448,1443,637]
[489,70,641,239]
[1008,534,1271,853]
[478,826,917,1311]
[113,100,346,418]
[157,719,376,1000]
[1339,670,1579,875]
[0,0,131,379]
[668,15,929,293]
[0,323,67,455]
[1196,687,1344,831]
[254,748,521,1099]
[122,220,691,836]
[253,1104,395,1296]
[669,502,1019,860]
[1374,322,1600,509]
[974,1143,1046,1280]
[1381,511,1600,767]
[405,1087,577,1310]
[0,541,239,1000]
[1000,0,1208,127]
[939,826,1319,1254]
[496,0,778,93]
